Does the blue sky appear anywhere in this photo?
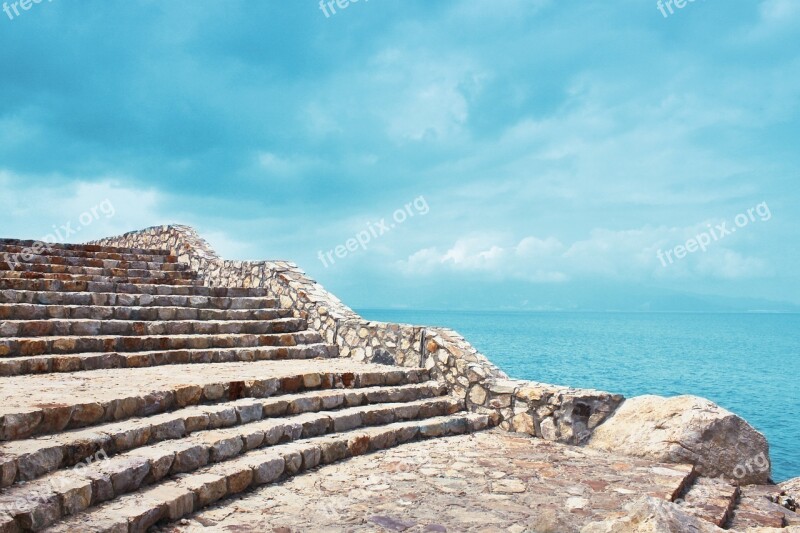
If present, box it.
[1,0,798,311]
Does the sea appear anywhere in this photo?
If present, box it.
[358,310,800,483]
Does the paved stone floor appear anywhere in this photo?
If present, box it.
[156,430,696,533]
[0,359,406,415]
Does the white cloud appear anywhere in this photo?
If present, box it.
[0,169,183,244]
[398,220,773,283]
[200,230,256,259]
[0,170,270,260]
[301,102,344,138]
[399,234,568,283]
[369,49,485,141]
[257,152,320,177]
[308,48,487,144]
[754,0,800,32]
[694,249,771,281]
[387,80,470,141]
[0,114,41,150]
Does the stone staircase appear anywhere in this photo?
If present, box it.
[677,476,740,527]
[728,485,800,529]
[0,239,490,532]
[676,474,800,529]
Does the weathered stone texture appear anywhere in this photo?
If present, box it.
[782,477,800,500]
[587,395,772,485]
[580,497,725,533]
[155,431,706,533]
[5,232,792,532]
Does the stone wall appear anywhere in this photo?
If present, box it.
[90,225,623,444]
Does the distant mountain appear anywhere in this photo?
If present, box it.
[337,274,800,313]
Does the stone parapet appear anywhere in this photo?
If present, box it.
[89,225,630,444]
[91,225,358,345]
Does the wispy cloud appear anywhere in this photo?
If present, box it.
[399,221,774,284]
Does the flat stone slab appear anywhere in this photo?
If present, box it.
[156,430,696,532]
[0,359,419,417]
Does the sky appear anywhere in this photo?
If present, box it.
[1,0,798,311]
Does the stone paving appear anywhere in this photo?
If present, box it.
[156,430,698,533]
[0,359,419,415]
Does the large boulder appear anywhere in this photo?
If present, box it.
[586,395,771,485]
[580,497,723,533]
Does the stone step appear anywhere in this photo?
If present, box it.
[0,330,320,359]
[0,279,269,298]
[0,317,306,339]
[40,413,490,533]
[0,304,289,322]
[675,476,738,527]
[728,485,799,529]
[0,397,464,530]
[0,343,337,377]
[0,250,174,268]
[0,240,170,257]
[0,271,200,287]
[0,382,447,488]
[0,360,428,441]
[0,254,188,272]
[0,264,195,282]
[0,291,277,310]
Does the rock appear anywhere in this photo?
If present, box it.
[105,457,150,494]
[587,395,771,484]
[491,479,527,494]
[739,528,800,533]
[767,492,798,512]
[511,412,535,435]
[540,417,558,440]
[487,379,518,395]
[0,456,17,487]
[488,394,511,409]
[146,484,195,521]
[252,456,285,484]
[179,473,227,507]
[58,473,93,515]
[468,385,487,406]
[370,348,396,366]
[369,515,416,531]
[580,497,724,532]
[1,410,43,440]
[781,477,800,500]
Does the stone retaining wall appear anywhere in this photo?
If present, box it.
[90,225,624,444]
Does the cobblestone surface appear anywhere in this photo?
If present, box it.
[157,430,696,533]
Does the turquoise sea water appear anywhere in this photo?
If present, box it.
[358,310,800,483]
